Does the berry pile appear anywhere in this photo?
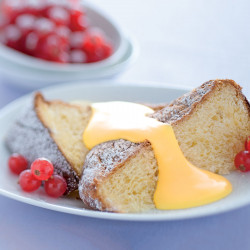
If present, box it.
[8,154,67,198]
[234,136,250,172]
[0,0,113,63]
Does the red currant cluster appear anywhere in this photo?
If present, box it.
[0,0,113,63]
[234,136,250,172]
[8,154,67,198]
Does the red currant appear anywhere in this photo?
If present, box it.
[8,153,28,175]
[40,4,53,18]
[31,158,54,181]
[245,136,250,151]
[19,170,42,192]
[234,150,250,172]
[35,33,69,63]
[24,31,39,55]
[0,14,9,30]
[44,175,67,198]
[15,14,35,31]
[35,18,55,35]
[82,31,113,63]
[69,9,87,32]
[70,49,87,63]
[56,25,70,44]
[1,0,22,24]
[3,24,22,50]
[47,6,70,26]
[70,31,85,49]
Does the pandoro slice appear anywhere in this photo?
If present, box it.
[79,79,250,213]
[6,93,92,193]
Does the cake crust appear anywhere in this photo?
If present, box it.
[79,139,151,211]
[150,79,250,124]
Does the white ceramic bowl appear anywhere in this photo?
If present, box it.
[0,2,138,89]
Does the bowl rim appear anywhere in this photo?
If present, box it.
[0,36,139,89]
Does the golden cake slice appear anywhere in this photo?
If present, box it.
[79,79,250,213]
[6,93,92,193]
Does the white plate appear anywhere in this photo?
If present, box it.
[0,82,250,221]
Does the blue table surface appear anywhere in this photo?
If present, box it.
[1,0,250,249]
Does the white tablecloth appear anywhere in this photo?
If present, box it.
[0,0,250,249]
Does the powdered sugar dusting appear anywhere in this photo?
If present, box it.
[79,140,147,211]
[5,96,79,193]
[149,80,216,124]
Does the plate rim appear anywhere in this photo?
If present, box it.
[1,81,247,222]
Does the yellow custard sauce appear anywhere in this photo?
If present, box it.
[83,101,232,210]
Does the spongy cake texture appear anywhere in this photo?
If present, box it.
[151,79,250,174]
[79,79,250,213]
[35,95,91,176]
[79,140,158,212]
